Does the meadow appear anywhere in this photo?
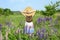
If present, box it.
[0,1,60,40]
[0,12,60,40]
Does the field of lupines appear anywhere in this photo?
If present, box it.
[0,13,60,40]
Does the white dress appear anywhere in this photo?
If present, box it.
[24,21,34,34]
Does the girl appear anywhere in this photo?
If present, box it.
[22,7,35,36]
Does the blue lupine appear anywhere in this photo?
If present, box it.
[39,32,44,39]
[37,18,42,24]
[37,29,40,35]
[41,28,46,33]
[37,29,44,39]
[37,28,48,40]
[44,17,52,21]
[37,17,52,24]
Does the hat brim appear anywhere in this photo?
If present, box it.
[23,10,36,16]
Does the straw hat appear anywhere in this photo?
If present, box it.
[22,7,36,16]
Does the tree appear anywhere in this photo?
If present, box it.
[4,8,12,16]
[0,8,4,15]
[41,1,60,16]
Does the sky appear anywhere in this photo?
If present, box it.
[0,0,58,11]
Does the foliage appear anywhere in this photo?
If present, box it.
[0,1,60,40]
[41,1,60,16]
[0,8,4,15]
[0,8,13,16]
[0,13,60,40]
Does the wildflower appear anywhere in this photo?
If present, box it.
[39,32,44,39]
[37,29,44,39]
[41,28,46,33]
[37,18,42,24]
[44,17,52,21]
[36,29,40,35]
[36,28,48,40]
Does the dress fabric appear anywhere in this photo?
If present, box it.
[24,22,34,34]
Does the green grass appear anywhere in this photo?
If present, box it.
[0,13,60,40]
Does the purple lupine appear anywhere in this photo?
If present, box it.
[49,17,52,21]
[41,28,46,33]
[37,28,48,40]
[44,17,49,21]
[37,18,43,24]
[37,29,44,39]
[36,29,40,35]
[39,32,44,39]
[0,24,2,31]
[44,17,52,21]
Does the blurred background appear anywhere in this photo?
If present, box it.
[0,0,60,40]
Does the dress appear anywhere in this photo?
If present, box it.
[24,22,34,34]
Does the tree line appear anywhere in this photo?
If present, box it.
[0,8,14,16]
[0,1,60,16]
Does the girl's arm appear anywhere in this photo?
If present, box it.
[32,10,36,17]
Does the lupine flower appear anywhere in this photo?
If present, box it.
[37,30,45,39]
[37,29,40,35]
[41,28,46,33]
[37,17,52,24]
[44,17,52,21]
[37,18,43,24]
[39,32,44,39]
[0,24,2,31]
[36,28,48,40]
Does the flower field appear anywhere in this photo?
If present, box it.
[0,12,60,40]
